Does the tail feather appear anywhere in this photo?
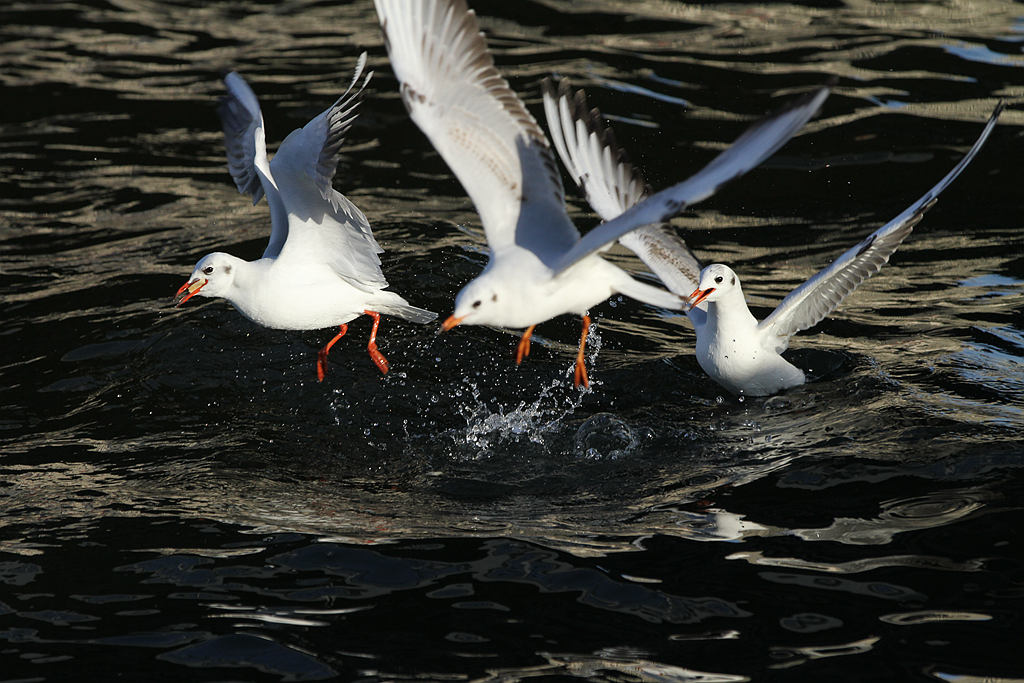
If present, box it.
[376,300,438,325]
[613,274,686,311]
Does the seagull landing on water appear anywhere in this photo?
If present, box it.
[174,54,436,381]
[541,78,1002,396]
[373,0,830,387]
[688,104,1003,396]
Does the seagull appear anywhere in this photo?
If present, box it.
[174,54,436,381]
[543,80,1003,396]
[687,106,1003,395]
[373,0,829,387]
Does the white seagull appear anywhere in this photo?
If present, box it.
[544,81,1003,396]
[174,54,436,381]
[373,0,829,387]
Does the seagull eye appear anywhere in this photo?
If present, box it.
[203,266,215,275]
[491,294,498,302]
[472,300,481,309]
[714,275,723,284]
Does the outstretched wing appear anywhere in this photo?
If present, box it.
[759,102,1003,352]
[374,0,579,265]
[541,78,704,316]
[550,84,832,275]
[218,71,289,258]
[301,52,373,218]
[542,77,648,220]
[264,56,389,291]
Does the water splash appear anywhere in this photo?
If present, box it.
[429,324,606,457]
[451,375,590,455]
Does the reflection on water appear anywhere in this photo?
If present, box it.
[2,0,1024,680]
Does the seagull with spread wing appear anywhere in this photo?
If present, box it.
[174,55,436,381]
[373,0,829,387]
[542,78,1002,396]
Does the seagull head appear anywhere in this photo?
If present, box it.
[689,263,740,309]
[174,252,238,307]
[441,276,503,330]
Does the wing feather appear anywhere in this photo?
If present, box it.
[542,78,648,219]
[263,58,388,291]
[759,102,1003,351]
[219,71,267,204]
[374,0,579,263]
[542,78,705,325]
[315,52,372,214]
[270,52,380,250]
[550,83,832,274]
[218,72,289,258]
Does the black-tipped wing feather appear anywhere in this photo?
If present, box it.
[313,53,371,211]
[759,102,1003,351]
[542,77,648,219]
[542,77,704,302]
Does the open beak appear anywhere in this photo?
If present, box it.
[440,314,465,332]
[174,278,207,307]
[688,287,714,310]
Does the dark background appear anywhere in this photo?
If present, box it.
[2,0,1022,680]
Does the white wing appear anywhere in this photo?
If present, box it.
[299,52,373,220]
[542,77,648,220]
[759,101,1003,352]
[374,0,579,266]
[541,77,704,315]
[550,84,832,275]
[256,57,390,292]
[218,71,289,259]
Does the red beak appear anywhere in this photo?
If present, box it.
[440,314,465,332]
[688,287,715,310]
[174,278,207,307]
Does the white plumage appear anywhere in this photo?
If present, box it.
[543,78,1002,396]
[374,0,828,386]
[175,55,436,381]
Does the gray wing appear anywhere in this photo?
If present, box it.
[218,71,290,259]
[219,71,267,204]
[550,83,832,275]
[270,52,380,247]
[267,56,390,291]
[759,101,1003,352]
[541,77,704,307]
[374,0,580,265]
[312,52,373,217]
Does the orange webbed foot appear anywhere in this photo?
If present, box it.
[573,315,591,388]
[368,344,390,374]
[515,325,536,365]
[364,310,389,375]
[317,324,349,382]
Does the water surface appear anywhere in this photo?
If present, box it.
[2,0,1023,680]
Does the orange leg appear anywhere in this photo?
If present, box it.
[317,324,348,382]
[364,310,389,375]
[574,314,591,388]
[515,325,536,365]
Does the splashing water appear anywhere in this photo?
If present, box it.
[452,376,590,454]
[446,326,604,455]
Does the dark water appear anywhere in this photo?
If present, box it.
[3,0,1024,680]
